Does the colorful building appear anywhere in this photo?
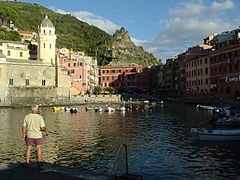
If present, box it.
[0,40,30,60]
[99,63,149,93]
[176,44,212,94]
[58,50,98,95]
[210,38,240,97]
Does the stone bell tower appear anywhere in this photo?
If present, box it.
[38,15,56,65]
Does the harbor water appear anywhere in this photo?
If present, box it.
[0,102,240,180]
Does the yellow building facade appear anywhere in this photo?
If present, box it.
[0,40,30,60]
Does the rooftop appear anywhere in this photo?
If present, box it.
[41,15,54,28]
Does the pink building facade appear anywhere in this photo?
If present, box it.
[58,50,98,95]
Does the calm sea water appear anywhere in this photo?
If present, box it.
[0,102,240,180]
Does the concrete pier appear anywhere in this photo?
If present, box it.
[0,162,113,180]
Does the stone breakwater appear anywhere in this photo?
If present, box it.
[0,94,123,107]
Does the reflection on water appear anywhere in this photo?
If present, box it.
[0,102,240,179]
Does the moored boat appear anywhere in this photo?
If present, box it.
[115,106,126,111]
[85,107,94,111]
[191,128,240,141]
[52,107,64,112]
[105,107,115,112]
[196,104,215,110]
[95,107,103,112]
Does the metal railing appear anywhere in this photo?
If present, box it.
[112,143,128,177]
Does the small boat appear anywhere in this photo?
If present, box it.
[52,107,64,112]
[70,108,78,113]
[85,107,94,111]
[191,128,240,141]
[95,108,103,112]
[158,101,163,104]
[115,106,126,111]
[196,104,215,110]
[105,107,115,112]
[216,115,240,127]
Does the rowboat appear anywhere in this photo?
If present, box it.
[191,128,240,141]
[95,108,103,112]
[52,107,64,112]
[85,107,94,111]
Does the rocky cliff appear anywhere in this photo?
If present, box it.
[111,27,160,66]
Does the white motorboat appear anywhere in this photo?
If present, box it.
[191,128,240,141]
[116,106,126,111]
[105,107,115,112]
[196,104,215,110]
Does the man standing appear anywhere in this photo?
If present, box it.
[22,104,48,167]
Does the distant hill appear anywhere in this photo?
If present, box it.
[0,1,160,66]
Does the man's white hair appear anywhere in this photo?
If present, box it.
[31,104,38,111]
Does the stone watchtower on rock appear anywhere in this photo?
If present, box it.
[38,15,56,65]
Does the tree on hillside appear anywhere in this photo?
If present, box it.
[0,6,18,26]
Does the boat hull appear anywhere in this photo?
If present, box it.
[192,128,240,141]
[199,133,240,141]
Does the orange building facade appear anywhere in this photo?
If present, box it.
[99,63,149,93]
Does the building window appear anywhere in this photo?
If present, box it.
[112,76,115,80]
[106,76,109,80]
[102,70,105,73]
[235,64,238,71]
[80,62,82,66]
[234,51,238,57]
[43,43,45,48]
[74,63,76,67]
[49,43,51,49]
[42,79,46,86]
[7,50,10,56]
[229,64,232,73]
[9,78,13,85]
[25,79,30,86]
[0,42,2,46]
[20,52,23,57]
[49,30,51,35]
[43,30,46,34]
[68,63,70,67]
[205,67,208,74]
[107,70,109,73]
[224,65,227,72]
[0,49,2,53]
[79,75,82,79]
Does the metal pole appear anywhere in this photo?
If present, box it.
[124,144,128,174]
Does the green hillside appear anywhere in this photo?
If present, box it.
[0,1,160,66]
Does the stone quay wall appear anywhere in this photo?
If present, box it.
[0,93,122,107]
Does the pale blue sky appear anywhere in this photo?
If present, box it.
[22,0,240,62]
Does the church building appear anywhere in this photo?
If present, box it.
[0,15,71,106]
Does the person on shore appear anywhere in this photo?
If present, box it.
[22,104,48,167]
